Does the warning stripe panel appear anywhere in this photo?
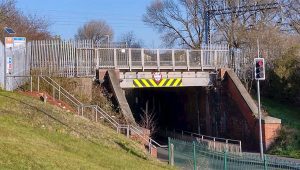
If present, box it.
[133,78,182,88]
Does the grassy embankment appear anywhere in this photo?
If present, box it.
[0,90,173,170]
[262,98,300,159]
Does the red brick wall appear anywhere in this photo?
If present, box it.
[224,70,281,150]
[263,123,281,149]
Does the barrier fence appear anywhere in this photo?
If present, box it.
[30,40,229,77]
[158,128,242,153]
[168,138,300,170]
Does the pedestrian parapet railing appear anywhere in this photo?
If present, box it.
[22,75,165,155]
[79,47,230,71]
[29,40,230,77]
[162,128,242,153]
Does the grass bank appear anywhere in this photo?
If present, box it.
[262,98,300,159]
[0,90,172,169]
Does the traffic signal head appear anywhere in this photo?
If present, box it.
[254,58,265,80]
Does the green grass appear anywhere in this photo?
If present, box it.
[262,97,300,158]
[0,90,173,170]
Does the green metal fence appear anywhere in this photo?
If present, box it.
[168,138,300,170]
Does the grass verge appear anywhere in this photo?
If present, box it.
[262,97,300,159]
[0,90,173,170]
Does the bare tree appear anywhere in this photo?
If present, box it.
[119,31,144,48]
[75,20,113,43]
[139,100,157,136]
[0,0,51,41]
[143,0,207,49]
[284,0,300,34]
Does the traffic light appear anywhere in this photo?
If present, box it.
[254,58,265,80]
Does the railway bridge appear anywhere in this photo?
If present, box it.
[0,40,281,152]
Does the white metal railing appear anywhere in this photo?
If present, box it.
[83,47,229,71]
[26,75,166,154]
[30,40,229,77]
[161,128,242,153]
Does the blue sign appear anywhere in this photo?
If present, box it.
[8,57,12,64]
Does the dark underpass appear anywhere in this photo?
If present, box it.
[126,87,215,143]
[125,85,258,151]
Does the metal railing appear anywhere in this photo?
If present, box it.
[29,40,230,77]
[161,128,242,153]
[169,138,300,170]
[86,47,229,71]
[25,75,166,154]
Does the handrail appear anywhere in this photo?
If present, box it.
[170,128,241,144]
[43,76,82,105]
[38,76,81,107]
[32,75,166,153]
[165,128,242,152]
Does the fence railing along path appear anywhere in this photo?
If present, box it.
[26,75,167,154]
[160,128,242,153]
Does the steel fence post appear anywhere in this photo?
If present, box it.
[37,76,40,92]
[149,139,152,154]
[129,48,132,71]
[58,86,61,100]
[172,49,175,71]
[193,141,197,170]
[126,125,129,138]
[186,50,190,71]
[52,84,55,99]
[264,155,267,170]
[95,107,98,122]
[168,137,171,165]
[77,106,80,116]
[30,76,33,92]
[157,49,160,71]
[224,151,227,170]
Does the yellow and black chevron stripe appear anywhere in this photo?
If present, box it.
[133,78,182,88]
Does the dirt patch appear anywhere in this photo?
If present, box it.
[18,91,75,113]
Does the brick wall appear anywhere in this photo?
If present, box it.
[222,69,281,150]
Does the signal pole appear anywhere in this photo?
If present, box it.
[257,39,264,159]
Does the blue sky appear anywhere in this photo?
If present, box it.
[16,0,161,47]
